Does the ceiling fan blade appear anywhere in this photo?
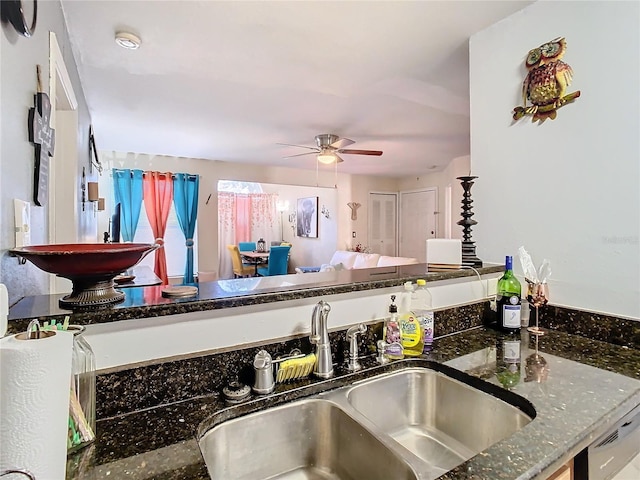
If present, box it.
[276,143,319,151]
[330,137,355,149]
[334,154,345,163]
[337,149,383,156]
[283,151,317,159]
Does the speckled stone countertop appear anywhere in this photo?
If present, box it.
[66,327,640,480]
[8,264,503,331]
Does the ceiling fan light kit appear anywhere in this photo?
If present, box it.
[317,153,337,164]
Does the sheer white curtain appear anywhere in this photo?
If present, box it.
[218,192,279,279]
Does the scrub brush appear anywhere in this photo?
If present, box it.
[275,353,316,383]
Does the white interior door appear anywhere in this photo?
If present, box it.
[368,192,397,256]
[399,189,437,262]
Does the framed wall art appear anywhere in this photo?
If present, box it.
[296,196,318,238]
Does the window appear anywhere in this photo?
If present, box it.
[133,207,198,278]
[218,180,263,193]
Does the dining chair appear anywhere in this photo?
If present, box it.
[238,242,256,252]
[257,245,291,276]
[280,242,292,261]
[237,242,260,268]
[227,245,254,278]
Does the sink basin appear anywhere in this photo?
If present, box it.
[346,367,533,476]
[199,363,535,480]
[199,398,417,480]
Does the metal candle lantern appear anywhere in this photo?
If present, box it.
[456,176,483,267]
[257,238,266,253]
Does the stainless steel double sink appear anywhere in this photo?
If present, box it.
[199,365,535,480]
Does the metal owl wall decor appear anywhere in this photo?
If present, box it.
[513,37,580,123]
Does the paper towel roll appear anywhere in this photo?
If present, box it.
[0,330,73,479]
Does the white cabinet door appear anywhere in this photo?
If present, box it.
[399,189,437,262]
[368,192,397,256]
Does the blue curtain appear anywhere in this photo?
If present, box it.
[113,169,144,242]
[173,173,199,284]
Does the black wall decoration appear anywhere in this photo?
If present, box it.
[1,0,38,37]
[28,87,55,206]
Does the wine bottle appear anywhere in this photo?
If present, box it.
[496,335,521,390]
[496,255,522,332]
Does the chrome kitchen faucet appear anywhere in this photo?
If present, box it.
[310,300,334,378]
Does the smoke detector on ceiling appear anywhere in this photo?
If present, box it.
[115,32,141,50]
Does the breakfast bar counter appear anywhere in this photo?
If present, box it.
[8,264,503,331]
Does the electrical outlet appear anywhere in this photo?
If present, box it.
[352,231,356,238]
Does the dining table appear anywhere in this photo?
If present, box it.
[240,250,270,276]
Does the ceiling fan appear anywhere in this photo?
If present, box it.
[278,134,383,164]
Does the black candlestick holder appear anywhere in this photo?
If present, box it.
[456,176,483,267]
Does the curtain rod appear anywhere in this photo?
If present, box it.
[111,170,199,179]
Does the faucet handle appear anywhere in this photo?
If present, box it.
[347,323,367,372]
[346,323,367,339]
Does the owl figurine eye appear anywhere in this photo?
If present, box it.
[541,41,561,58]
[526,48,542,67]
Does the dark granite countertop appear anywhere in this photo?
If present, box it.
[67,327,640,480]
[9,264,503,331]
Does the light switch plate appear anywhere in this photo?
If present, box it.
[14,199,31,247]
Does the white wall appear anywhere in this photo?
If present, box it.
[470,1,639,319]
[0,0,94,305]
[97,151,398,277]
[261,183,338,269]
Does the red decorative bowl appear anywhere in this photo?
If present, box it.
[10,243,159,309]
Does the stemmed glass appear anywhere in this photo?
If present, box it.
[525,334,549,383]
[526,282,549,336]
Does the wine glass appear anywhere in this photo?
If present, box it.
[525,334,549,383]
[526,282,549,336]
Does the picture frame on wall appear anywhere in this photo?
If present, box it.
[296,196,318,238]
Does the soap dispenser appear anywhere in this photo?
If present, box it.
[383,295,403,360]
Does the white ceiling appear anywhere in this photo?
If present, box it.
[60,0,530,177]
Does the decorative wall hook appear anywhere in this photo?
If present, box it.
[347,202,361,220]
[321,205,330,219]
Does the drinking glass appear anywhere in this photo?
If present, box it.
[526,282,549,336]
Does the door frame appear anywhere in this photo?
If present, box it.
[48,32,78,293]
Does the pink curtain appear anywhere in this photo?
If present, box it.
[217,192,278,279]
[235,195,251,244]
[143,171,173,284]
